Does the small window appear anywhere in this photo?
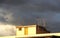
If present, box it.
[19,28,22,31]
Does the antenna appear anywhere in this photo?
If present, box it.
[42,18,46,27]
[36,17,46,27]
[36,17,40,25]
[36,17,42,26]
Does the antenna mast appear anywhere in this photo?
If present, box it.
[42,18,46,27]
[36,17,46,27]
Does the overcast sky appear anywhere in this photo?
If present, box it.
[0,0,60,32]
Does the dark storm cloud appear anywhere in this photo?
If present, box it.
[0,0,60,11]
[0,0,28,5]
[0,0,60,32]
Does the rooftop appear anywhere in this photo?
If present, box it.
[16,25,36,28]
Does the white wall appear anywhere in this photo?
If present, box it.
[28,26,36,35]
[16,25,36,36]
[0,36,15,38]
[16,27,24,36]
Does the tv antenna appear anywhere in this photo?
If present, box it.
[36,17,46,27]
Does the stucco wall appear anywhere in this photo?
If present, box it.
[0,36,15,38]
[28,26,36,35]
[16,25,36,36]
[16,28,24,36]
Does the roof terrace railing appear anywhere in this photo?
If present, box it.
[16,33,60,37]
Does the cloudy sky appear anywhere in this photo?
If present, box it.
[0,0,60,33]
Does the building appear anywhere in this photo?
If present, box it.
[16,25,50,36]
[0,25,60,38]
[16,25,36,36]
